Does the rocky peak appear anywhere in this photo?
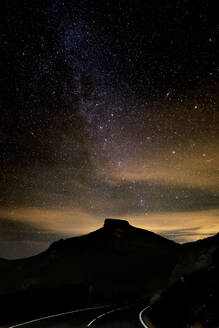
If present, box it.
[103,218,130,234]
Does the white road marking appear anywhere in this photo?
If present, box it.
[139,306,150,328]
[87,318,96,327]
[87,304,138,327]
[9,304,115,328]
[96,313,106,319]
[106,310,115,314]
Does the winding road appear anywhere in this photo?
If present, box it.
[8,303,149,328]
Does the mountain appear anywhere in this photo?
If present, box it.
[0,219,179,298]
[169,232,219,284]
[145,234,219,328]
[2,218,218,326]
[0,218,179,324]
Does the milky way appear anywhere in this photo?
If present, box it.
[1,0,218,258]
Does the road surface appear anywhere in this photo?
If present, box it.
[8,303,149,328]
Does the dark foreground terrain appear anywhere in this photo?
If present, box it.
[0,218,219,327]
[0,218,178,325]
[146,235,219,328]
[3,300,148,328]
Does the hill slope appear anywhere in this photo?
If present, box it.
[0,218,179,300]
[147,245,219,328]
[145,234,219,328]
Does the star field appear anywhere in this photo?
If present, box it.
[0,0,218,258]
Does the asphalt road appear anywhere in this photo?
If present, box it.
[87,303,149,328]
[8,303,149,328]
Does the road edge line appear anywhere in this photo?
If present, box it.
[139,306,150,328]
[8,304,116,328]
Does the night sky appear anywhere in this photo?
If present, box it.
[1,0,218,258]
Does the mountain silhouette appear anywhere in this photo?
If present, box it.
[0,219,179,299]
[0,218,218,325]
[146,239,219,328]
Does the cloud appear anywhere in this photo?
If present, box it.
[1,206,219,253]
[74,176,219,217]
[125,209,219,243]
[158,227,216,244]
[0,208,102,237]
[107,143,219,192]
[1,167,219,225]
[0,217,66,259]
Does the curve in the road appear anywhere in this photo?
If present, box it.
[8,304,116,328]
[87,304,133,326]
[87,303,149,327]
[139,306,150,328]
